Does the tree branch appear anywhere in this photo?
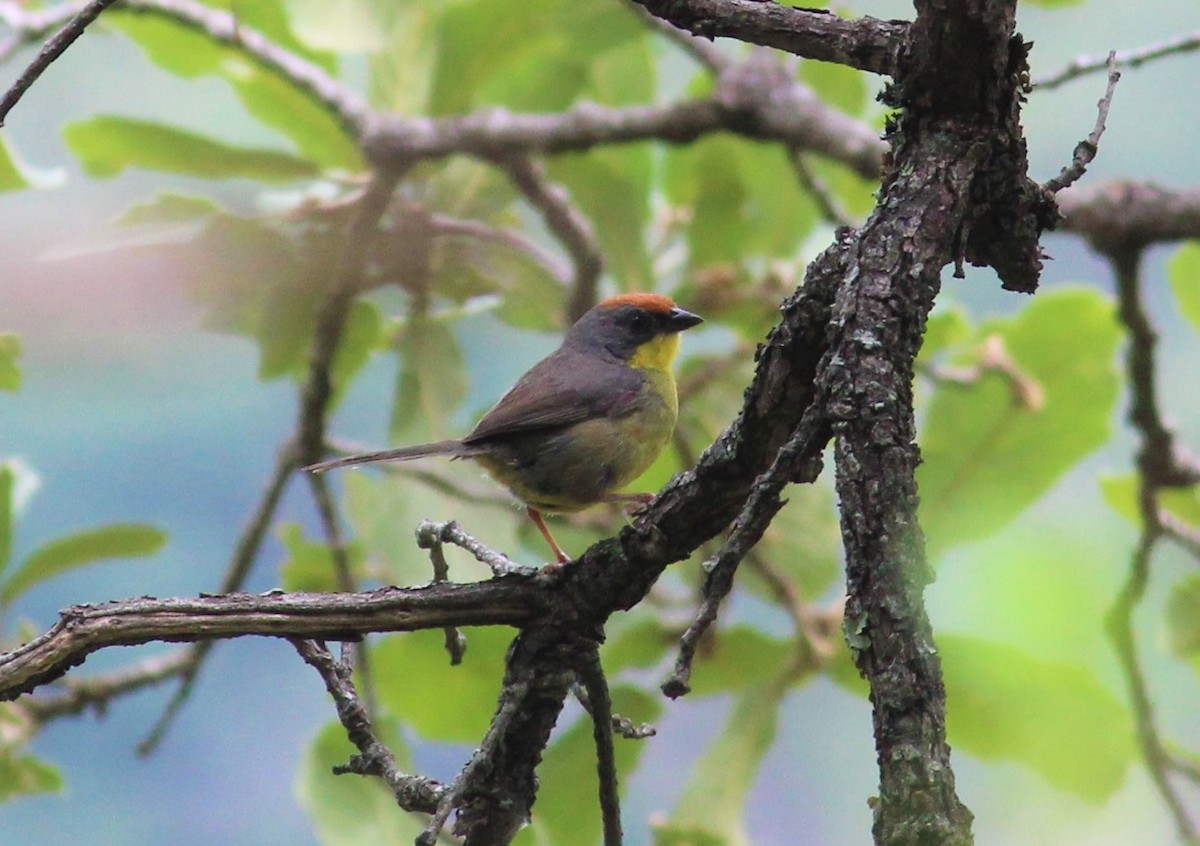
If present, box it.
[498,155,604,322]
[293,639,446,814]
[1034,28,1200,90]
[1103,246,1200,846]
[0,0,119,126]
[0,583,544,701]
[628,0,907,76]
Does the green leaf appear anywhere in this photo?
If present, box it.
[430,0,648,115]
[918,289,1120,558]
[0,750,63,802]
[286,0,389,52]
[750,482,842,601]
[548,145,655,293]
[277,523,365,593]
[330,299,384,405]
[390,314,468,442]
[799,60,868,116]
[0,466,13,575]
[116,193,222,226]
[941,635,1133,802]
[63,116,320,181]
[1,524,166,605]
[177,214,322,382]
[0,134,32,192]
[109,9,360,171]
[373,627,513,742]
[919,305,972,362]
[1099,472,1200,528]
[0,333,21,392]
[1168,241,1200,333]
[1166,574,1200,659]
[687,626,794,697]
[534,685,662,846]
[296,718,425,846]
[659,676,788,846]
[665,135,819,266]
[602,617,674,673]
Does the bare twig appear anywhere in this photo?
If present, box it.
[1035,29,1200,90]
[577,649,623,846]
[19,649,191,725]
[0,0,368,132]
[292,639,446,813]
[428,212,573,286]
[420,523,468,666]
[628,0,907,76]
[1105,245,1200,846]
[662,410,825,698]
[1160,511,1200,561]
[634,4,729,73]
[415,520,534,578]
[0,583,544,701]
[498,155,603,322]
[572,680,656,740]
[0,0,120,126]
[308,470,380,715]
[1043,53,1120,195]
[791,148,856,228]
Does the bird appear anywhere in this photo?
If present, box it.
[306,292,703,567]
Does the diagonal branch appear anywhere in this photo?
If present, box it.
[498,155,604,322]
[0,0,120,126]
[628,0,907,76]
[1035,28,1200,90]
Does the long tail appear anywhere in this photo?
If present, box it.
[304,440,465,473]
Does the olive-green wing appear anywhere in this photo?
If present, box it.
[463,349,643,445]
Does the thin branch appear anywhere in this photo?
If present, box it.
[1035,29,1200,90]
[308,469,380,715]
[427,212,573,287]
[633,4,729,73]
[366,88,885,182]
[0,0,368,133]
[1059,181,1200,256]
[628,0,906,76]
[292,639,446,813]
[415,520,534,578]
[0,0,120,126]
[298,168,407,464]
[572,681,657,740]
[19,649,191,725]
[662,410,826,698]
[497,155,603,322]
[0,582,544,701]
[1105,245,1200,846]
[421,523,468,666]
[418,676,537,846]
[1161,511,1200,561]
[1043,53,1120,195]
[577,649,623,846]
[790,148,856,228]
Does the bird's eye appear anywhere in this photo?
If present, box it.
[627,311,650,331]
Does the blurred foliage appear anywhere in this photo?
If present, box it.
[2,0,1195,845]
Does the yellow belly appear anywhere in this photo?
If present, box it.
[473,369,677,513]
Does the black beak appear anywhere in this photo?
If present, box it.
[666,307,703,332]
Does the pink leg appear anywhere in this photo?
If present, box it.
[527,508,572,570]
